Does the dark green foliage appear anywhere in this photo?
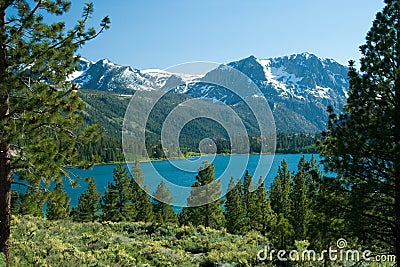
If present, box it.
[152,181,178,224]
[19,190,47,218]
[102,164,135,222]
[251,177,276,235]
[101,181,119,222]
[275,132,319,153]
[180,162,225,229]
[100,162,155,223]
[307,177,348,253]
[242,170,256,230]
[289,156,311,241]
[135,185,155,223]
[46,183,70,220]
[77,90,129,163]
[225,173,276,236]
[269,160,291,218]
[241,171,277,235]
[10,191,20,215]
[318,0,400,257]
[273,213,294,250]
[73,177,101,222]
[131,161,155,223]
[224,178,245,234]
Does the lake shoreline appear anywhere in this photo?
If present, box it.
[83,151,317,168]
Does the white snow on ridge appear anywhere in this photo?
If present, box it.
[141,69,171,74]
[305,86,331,99]
[67,70,85,81]
[142,68,203,90]
[256,58,304,100]
[142,68,203,81]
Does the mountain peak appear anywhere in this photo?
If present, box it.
[98,58,115,66]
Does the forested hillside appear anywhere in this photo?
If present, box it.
[77,90,319,163]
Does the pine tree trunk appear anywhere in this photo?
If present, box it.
[0,145,11,266]
[0,4,11,266]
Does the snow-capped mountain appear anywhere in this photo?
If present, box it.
[72,53,349,132]
[216,53,348,131]
[73,58,155,92]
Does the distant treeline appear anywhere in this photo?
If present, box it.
[77,132,319,163]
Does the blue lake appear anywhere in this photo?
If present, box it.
[13,154,325,208]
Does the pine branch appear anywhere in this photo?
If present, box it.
[15,0,43,36]
[11,181,46,192]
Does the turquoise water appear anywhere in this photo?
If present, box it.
[13,154,324,207]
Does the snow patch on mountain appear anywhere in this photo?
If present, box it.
[257,58,304,100]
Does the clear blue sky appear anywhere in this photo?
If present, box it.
[64,0,385,69]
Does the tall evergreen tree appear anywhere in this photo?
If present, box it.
[289,156,311,241]
[46,182,70,220]
[131,161,154,222]
[101,181,119,222]
[308,177,348,254]
[180,162,225,229]
[224,177,245,234]
[270,160,291,218]
[152,181,177,224]
[273,213,294,252]
[318,0,400,258]
[0,1,109,263]
[242,170,256,231]
[250,176,276,236]
[102,164,135,222]
[135,185,155,223]
[74,177,101,222]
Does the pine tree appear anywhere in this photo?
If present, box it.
[289,156,311,241]
[101,181,119,222]
[46,182,70,220]
[242,170,256,231]
[74,177,101,222]
[153,181,177,224]
[135,185,155,223]
[131,161,154,222]
[251,177,276,236]
[102,164,135,222]
[224,177,245,234]
[270,160,291,218]
[0,1,110,263]
[308,177,348,253]
[180,162,225,229]
[20,189,47,217]
[318,0,400,258]
[273,213,294,251]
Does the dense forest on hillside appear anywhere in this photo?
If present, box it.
[77,90,319,163]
